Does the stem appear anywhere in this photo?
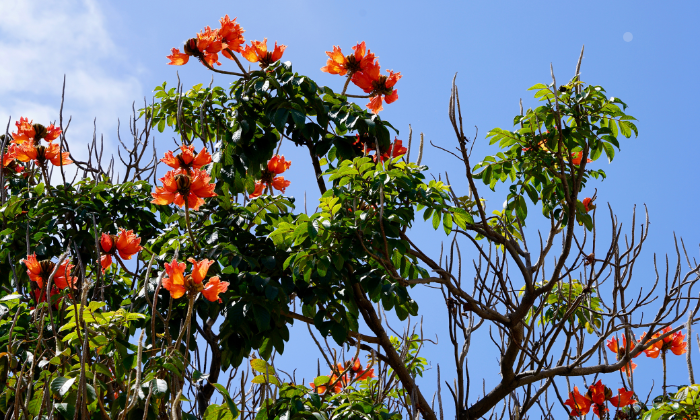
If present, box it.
[174,295,195,350]
[184,201,201,253]
[341,75,352,96]
[662,349,667,398]
[228,49,250,76]
[200,57,246,77]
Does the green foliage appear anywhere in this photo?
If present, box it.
[641,385,700,420]
[253,383,401,420]
[523,280,603,333]
[475,80,636,230]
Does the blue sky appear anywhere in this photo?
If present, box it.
[2,0,699,417]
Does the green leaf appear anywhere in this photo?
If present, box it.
[432,210,441,230]
[602,142,615,163]
[313,375,330,386]
[204,404,237,420]
[55,403,75,419]
[213,383,241,418]
[250,359,275,374]
[251,374,280,386]
[51,376,76,397]
[203,404,234,420]
[442,213,453,235]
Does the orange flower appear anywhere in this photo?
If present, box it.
[14,142,72,166]
[249,181,265,199]
[351,61,401,114]
[196,26,223,55]
[354,363,375,381]
[22,254,76,290]
[310,375,344,395]
[249,155,292,198]
[587,381,610,418]
[592,403,608,419]
[160,145,212,172]
[668,329,688,355]
[219,15,245,54]
[163,258,226,302]
[32,286,62,309]
[640,331,663,358]
[151,169,217,211]
[189,257,215,283]
[587,380,607,405]
[241,39,286,68]
[375,138,407,162]
[167,48,189,66]
[267,155,291,175]
[642,326,688,357]
[606,335,638,374]
[609,388,636,407]
[564,386,592,416]
[570,151,592,165]
[162,259,187,299]
[116,229,143,260]
[2,144,17,167]
[321,41,376,76]
[99,229,143,268]
[202,276,229,302]
[44,124,62,142]
[271,177,290,193]
[11,119,61,144]
[582,197,595,213]
[11,117,34,144]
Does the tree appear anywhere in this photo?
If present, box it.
[0,15,697,420]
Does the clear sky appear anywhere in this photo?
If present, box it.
[2,0,699,417]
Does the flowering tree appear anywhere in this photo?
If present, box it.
[1,15,699,420]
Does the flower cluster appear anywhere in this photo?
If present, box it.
[99,229,143,271]
[606,335,639,375]
[640,326,687,358]
[161,145,212,173]
[9,117,72,168]
[1,141,24,175]
[151,146,216,210]
[167,16,286,70]
[571,151,592,165]
[250,155,291,198]
[354,135,407,162]
[241,38,286,69]
[168,15,245,67]
[162,258,229,303]
[606,328,687,377]
[321,41,401,114]
[32,285,62,310]
[565,381,636,418]
[309,358,376,395]
[22,253,77,290]
[583,197,595,213]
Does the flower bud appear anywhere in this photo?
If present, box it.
[100,233,117,254]
[183,38,200,56]
[185,275,204,294]
[32,123,47,141]
[174,173,191,195]
[34,145,47,165]
[39,260,56,279]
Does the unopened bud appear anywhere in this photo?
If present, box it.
[39,260,56,279]
[174,173,191,194]
[183,38,199,56]
[33,123,47,140]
